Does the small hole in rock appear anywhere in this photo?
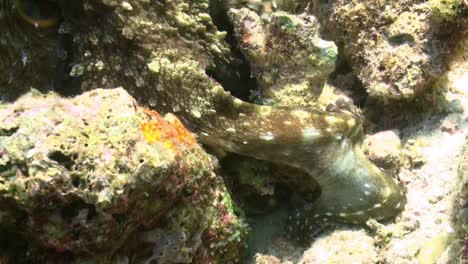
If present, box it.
[388,34,415,46]
[71,175,81,187]
[112,213,126,224]
[61,199,88,223]
[86,205,97,221]
[48,151,74,170]
[0,127,19,136]
[72,229,80,240]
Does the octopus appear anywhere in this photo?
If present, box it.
[0,0,405,243]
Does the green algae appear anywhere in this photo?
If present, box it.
[430,0,465,22]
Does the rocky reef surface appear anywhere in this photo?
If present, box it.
[0,88,247,263]
[312,0,465,101]
[245,36,468,264]
[0,0,466,263]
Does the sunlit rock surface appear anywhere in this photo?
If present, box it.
[0,88,247,262]
[312,0,466,100]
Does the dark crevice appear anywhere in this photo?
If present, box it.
[329,56,368,108]
[18,162,29,177]
[53,28,82,97]
[50,0,86,97]
[0,126,19,136]
[219,153,321,217]
[48,150,74,170]
[61,199,96,224]
[0,0,83,99]
[86,205,97,221]
[388,33,415,46]
[0,161,11,175]
[207,3,258,102]
[112,213,126,224]
[70,174,81,187]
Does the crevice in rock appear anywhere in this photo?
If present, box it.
[207,3,258,102]
[48,150,74,170]
[61,199,96,224]
[388,33,415,46]
[329,57,368,108]
[0,126,19,136]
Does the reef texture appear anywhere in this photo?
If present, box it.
[312,0,466,101]
[0,88,247,263]
[0,0,404,244]
[455,141,468,263]
[363,130,402,170]
[242,36,468,263]
[229,7,337,107]
[300,229,379,264]
[211,0,307,21]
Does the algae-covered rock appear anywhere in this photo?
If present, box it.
[299,229,379,264]
[211,0,307,22]
[253,254,291,264]
[0,88,247,262]
[430,0,466,22]
[229,8,337,107]
[363,130,402,170]
[0,0,232,101]
[131,175,248,264]
[312,0,466,101]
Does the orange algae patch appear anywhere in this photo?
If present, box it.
[137,107,197,154]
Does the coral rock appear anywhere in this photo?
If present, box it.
[0,88,247,262]
[363,130,402,170]
[312,0,466,101]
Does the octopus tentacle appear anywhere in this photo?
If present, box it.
[149,55,405,241]
[288,140,405,242]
